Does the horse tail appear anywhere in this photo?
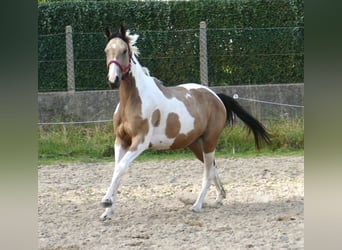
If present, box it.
[216,93,271,150]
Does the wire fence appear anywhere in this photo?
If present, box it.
[38,21,304,126]
[38,23,304,92]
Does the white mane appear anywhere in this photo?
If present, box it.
[126,30,150,76]
[126,30,140,57]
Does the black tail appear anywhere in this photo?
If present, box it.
[217,93,271,150]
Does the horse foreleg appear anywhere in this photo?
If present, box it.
[191,151,216,212]
[100,143,127,215]
[100,139,147,220]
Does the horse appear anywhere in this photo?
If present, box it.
[100,25,271,220]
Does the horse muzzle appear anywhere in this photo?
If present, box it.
[107,60,131,89]
[107,62,122,89]
[107,76,120,89]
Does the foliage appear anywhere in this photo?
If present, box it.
[38,0,304,91]
[38,119,304,165]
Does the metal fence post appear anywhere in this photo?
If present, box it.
[199,21,208,86]
[66,25,75,92]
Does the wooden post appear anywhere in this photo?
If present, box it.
[65,25,75,92]
[199,21,208,86]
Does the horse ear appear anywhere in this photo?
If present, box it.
[119,24,126,37]
[105,28,112,39]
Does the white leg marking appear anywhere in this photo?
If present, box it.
[100,143,147,220]
[212,161,226,205]
[191,152,216,212]
[100,143,126,218]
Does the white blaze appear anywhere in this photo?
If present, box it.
[107,62,120,83]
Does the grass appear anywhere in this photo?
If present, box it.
[38,119,304,165]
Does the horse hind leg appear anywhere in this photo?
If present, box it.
[213,160,226,205]
[191,151,217,212]
[188,140,226,212]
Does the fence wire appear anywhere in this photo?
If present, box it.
[38,26,304,92]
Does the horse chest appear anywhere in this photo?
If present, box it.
[114,105,149,146]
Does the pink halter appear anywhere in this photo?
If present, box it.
[107,60,131,74]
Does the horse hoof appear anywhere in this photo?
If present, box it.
[100,199,113,208]
[215,200,224,206]
[191,206,202,213]
[100,213,112,221]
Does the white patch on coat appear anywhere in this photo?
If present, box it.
[179,83,224,105]
[107,60,120,83]
[128,62,196,150]
[147,93,196,149]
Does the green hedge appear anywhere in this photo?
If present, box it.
[38,0,304,91]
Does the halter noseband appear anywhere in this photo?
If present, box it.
[107,60,131,74]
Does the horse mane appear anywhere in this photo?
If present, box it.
[125,30,140,57]
[125,30,151,76]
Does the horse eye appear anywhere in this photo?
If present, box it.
[123,49,127,55]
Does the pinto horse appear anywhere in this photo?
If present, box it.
[100,26,271,220]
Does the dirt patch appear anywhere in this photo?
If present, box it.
[38,156,304,249]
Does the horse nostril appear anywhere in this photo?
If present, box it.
[115,76,119,84]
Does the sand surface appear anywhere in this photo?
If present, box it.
[38,156,304,249]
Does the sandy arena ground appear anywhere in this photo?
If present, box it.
[38,156,304,249]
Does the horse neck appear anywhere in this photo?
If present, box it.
[118,73,132,96]
[130,56,155,93]
[118,57,148,105]
[131,55,147,79]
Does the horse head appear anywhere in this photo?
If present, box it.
[104,25,132,88]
